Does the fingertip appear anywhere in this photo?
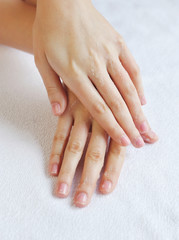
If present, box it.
[132,136,145,148]
[49,86,68,116]
[51,98,68,116]
[55,182,69,198]
[48,162,59,176]
[142,130,159,144]
[73,192,89,208]
[140,95,147,105]
[51,102,62,116]
[99,180,113,194]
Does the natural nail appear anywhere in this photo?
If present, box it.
[101,180,112,192]
[50,163,59,175]
[134,136,145,148]
[140,96,147,105]
[148,130,158,139]
[142,130,158,143]
[57,183,68,196]
[52,103,61,115]
[75,192,88,205]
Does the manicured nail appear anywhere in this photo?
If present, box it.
[50,163,59,175]
[57,183,68,196]
[52,103,61,115]
[101,180,112,192]
[148,130,158,139]
[134,136,145,148]
[75,192,88,205]
[139,121,149,133]
[142,130,158,143]
[140,96,147,105]
[120,135,131,146]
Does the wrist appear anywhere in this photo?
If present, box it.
[37,0,92,9]
[36,0,93,20]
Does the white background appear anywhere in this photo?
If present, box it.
[0,0,178,239]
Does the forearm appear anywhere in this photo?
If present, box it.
[23,0,36,6]
[0,0,35,53]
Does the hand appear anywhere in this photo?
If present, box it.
[33,0,158,147]
[48,89,157,208]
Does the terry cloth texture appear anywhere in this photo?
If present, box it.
[0,0,178,239]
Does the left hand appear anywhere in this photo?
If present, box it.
[48,89,157,208]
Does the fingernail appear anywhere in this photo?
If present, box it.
[148,130,158,139]
[101,180,112,192]
[142,130,158,143]
[75,192,88,205]
[142,136,151,143]
[120,135,131,146]
[139,121,149,133]
[134,136,145,148]
[52,103,61,115]
[140,96,147,105]
[57,183,68,196]
[50,163,59,175]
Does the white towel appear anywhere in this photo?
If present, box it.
[0,0,178,239]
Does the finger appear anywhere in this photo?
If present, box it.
[34,52,67,116]
[66,74,131,147]
[99,140,126,194]
[73,121,108,207]
[141,129,159,144]
[89,69,144,148]
[55,116,90,198]
[49,114,73,176]
[120,44,147,105]
[108,60,158,143]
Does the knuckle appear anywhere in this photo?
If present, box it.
[46,86,57,96]
[51,153,61,159]
[89,50,101,68]
[116,35,125,48]
[67,140,82,154]
[54,133,66,143]
[93,101,107,115]
[87,149,103,163]
[110,145,122,155]
[103,44,114,56]
[97,76,105,90]
[69,60,81,79]
[125,83,136,97]
[110,97,124,112]
[110,100,119,111]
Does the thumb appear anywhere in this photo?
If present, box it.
[34,53,67,116]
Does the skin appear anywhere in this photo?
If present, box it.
[32,0,158,147]
[0,0,158,207]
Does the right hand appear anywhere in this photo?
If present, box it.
[33,0,158,147]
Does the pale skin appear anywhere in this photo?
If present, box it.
[0,0,158,207]
[33,0,158,147]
